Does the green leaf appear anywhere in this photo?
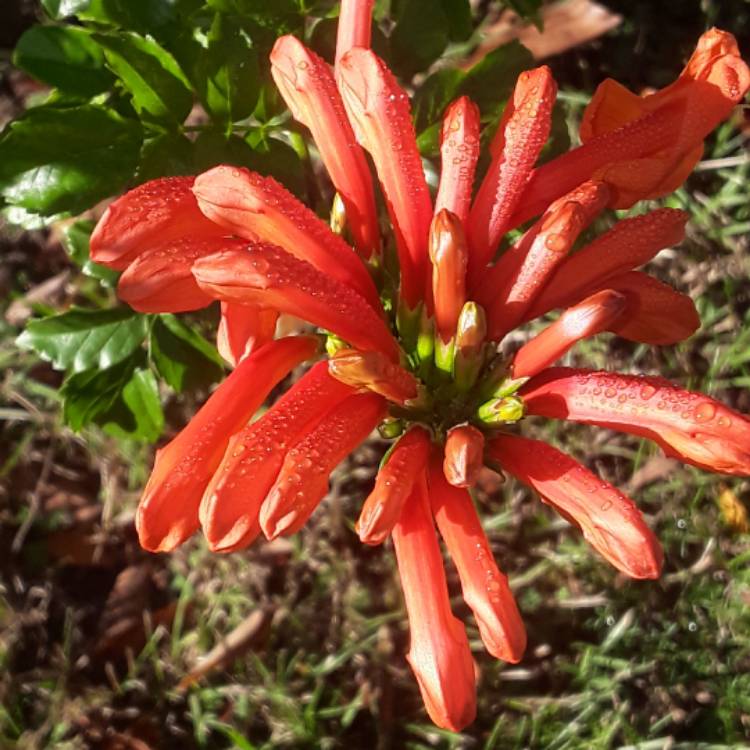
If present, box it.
[458,40,533,115]
[193,129,257,171]
[44,0,190,37]
[0,104,142,215]
[102,367,164,441]
[151,314,224,392]
[13,26,114,98]
[243,132,306,198]
[137,132,195,182]
[438,0,473,42]
[192,15,260,124]
[503,0,543,26]
[412,67,464,134]
[41,0,91,19]
[17,307,148,374]
[206,0,299,37]
[61,353,139,430]
[93,31,193,125]
[62,220,119,286]
[389,0,450,79]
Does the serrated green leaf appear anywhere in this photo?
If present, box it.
[151,314,224,392]
[62,220,120,286]
[17,307,148,374]
[2,205,70,230]
[102,367,164,441]
[0,104,142,215]
[93,31,193,124]
[192,14,260,124]
[389,0,450,79]
[13,26,114,98]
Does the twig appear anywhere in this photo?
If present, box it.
[12,442,54,552]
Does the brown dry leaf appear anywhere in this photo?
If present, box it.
[717,484,749,534]
[178,606,274,690]
[5,270,71,326]
[464,0,622,66]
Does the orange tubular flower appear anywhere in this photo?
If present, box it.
[429,210,468,340]
[489,434,663,579]
[200,361,355,551]
[482,180,611,340]
[428,453,526,662]
[328,347,418,404]
[522,368,750,476]
[512,290,628,379]
[216,302,278,367]
[467,66,557,285]
[435,97,481,224]
[191,242,400,361]
[259,392,386,538]
[357,425,431,544]
[391,477,477,732]
[136,336,318,552]
[335,0,374,69]
[89,176,220,270]
[443,424,484,488]
[270,36,379,257]
[524,207,689,318]
[192,166,381,310]
[511,29,750,226]
[338,48,433,308]
[88,8,750,730]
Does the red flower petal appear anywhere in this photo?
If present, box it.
[443,424,484,488]
[338,48,433,308]
[481,180,610,340]
[512,289,628,379]
[192,242,400,361]
[217,302,278,367]
[270,36,379,257]
[429,209,468,341]
[192,166,381,309]
[328,347,418,404]
[117,236,246,313]
[392,476,477,731]
[489,434,663,579]
[522,367,750,476]
[428,452,526,661]
[90,176,221,270]
[200,361,355,552]
[135,335,319,552]
[435,96,481,225]
[467,66,557,285]
[259,392,386,538]
[357,425,431,545]
[508,99,686,228]
[602,272,700,345]
[335,0,374,67]
[524,207,688,319]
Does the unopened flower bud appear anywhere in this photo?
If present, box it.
[477,395,525,426]
[429,209,468,343]
[454,301,486,391]
[444,425,485,488]
[330,192,347,236]
[329,348,418,404]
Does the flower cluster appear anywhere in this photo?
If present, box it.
[90,0,749,731]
